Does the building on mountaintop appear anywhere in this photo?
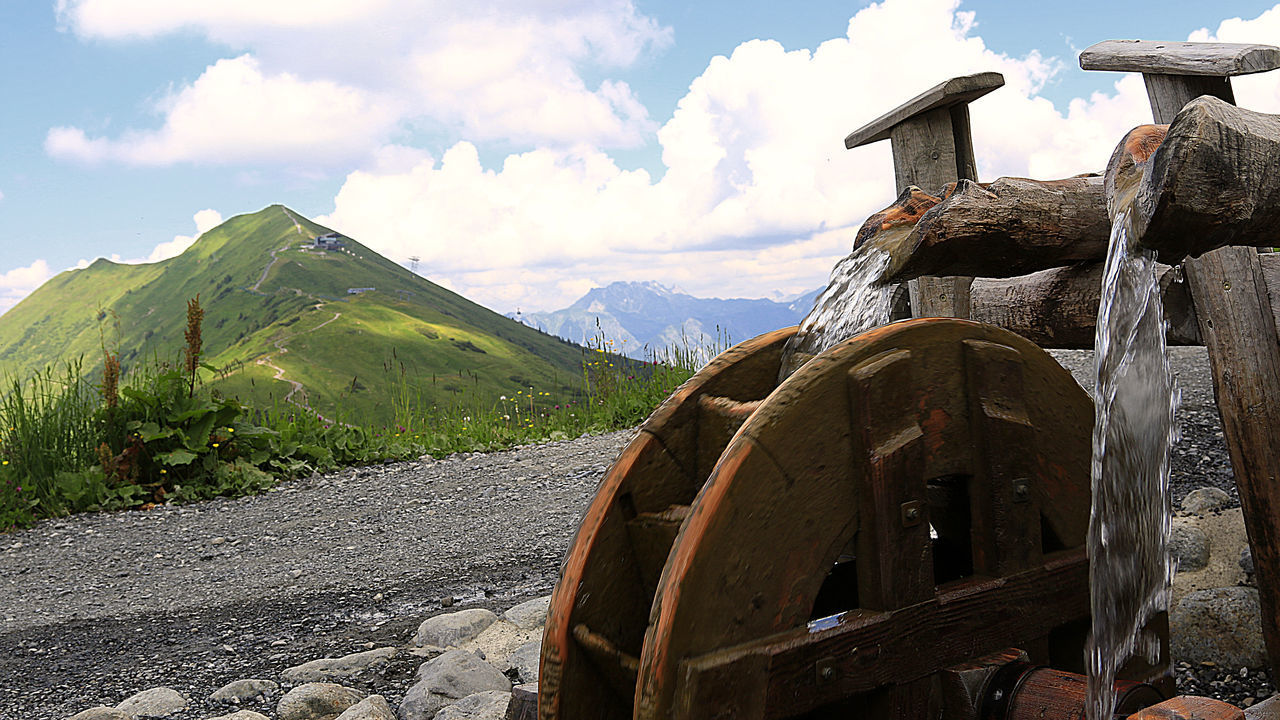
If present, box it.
[312,233,345,249]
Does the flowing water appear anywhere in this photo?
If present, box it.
[1085,200,1180,719]
[778,247,892,380]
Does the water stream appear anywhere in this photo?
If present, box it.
[778,247,892,380]
[1085,196,1180,718]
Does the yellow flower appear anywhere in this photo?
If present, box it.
[2,460,8,466]
[226,427,234,433]
[212,443,220,448]
[160,469,167,474]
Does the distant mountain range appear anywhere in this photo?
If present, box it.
[511,281,822,359]
[0,205,586,422]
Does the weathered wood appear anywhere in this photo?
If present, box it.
[870,175,1111,282]
[1105,97,1280,262]
[675,548,1090,718]
[1003,667,1165,720]
[1088,46,1280,677]
[968,262,1200,349]
[845,73,1005,319]
[844,72,1005,148]
[1080,39,1280,77]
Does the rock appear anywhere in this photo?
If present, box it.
[399,650,511,720]
[207,712,271,720]
[277,683,366,720]
[116,687,188,718]
[503,597,550,631]
[1181,487,1231,515]
[1241,546,1255,575]
[1170,521,1211,572]
[68,708,130,720]
[414,609,498,648]
[282,647,398,683]
[433,691,511,720]
[210,679,279,704]
[506,639,541,684]
[1171,587,1267,668]
[505,684,537,720]
[336,695,397,720]
[460,621,538,673]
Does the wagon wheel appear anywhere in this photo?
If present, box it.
[540,326,797,720]
[633,318,1168,719]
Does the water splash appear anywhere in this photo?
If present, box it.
[779,247,892,380]
[1085,202,1180,719]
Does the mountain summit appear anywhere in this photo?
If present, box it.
[0,205,584,421]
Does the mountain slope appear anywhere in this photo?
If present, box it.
[515,281,820,358]
[0,205,586,421]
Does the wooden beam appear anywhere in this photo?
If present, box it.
[1080,39,1280,77]
[844,72,1005,149]
[677,549,1089,719]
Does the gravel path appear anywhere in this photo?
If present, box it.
[0,347,1251,718]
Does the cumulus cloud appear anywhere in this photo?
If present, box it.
[1189,7,1280,112]
[46,56,399,166]
[50,0,671,162]
[0,260,55,317]
[318,0,1160,312]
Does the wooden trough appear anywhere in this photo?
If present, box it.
[528,39,1280,720]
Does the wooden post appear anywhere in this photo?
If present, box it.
[845,72,1005,318]
[1082,38,1280,675]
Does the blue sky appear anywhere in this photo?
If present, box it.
[3,0,1280,315]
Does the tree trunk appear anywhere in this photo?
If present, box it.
[1105,96,1280,263]
[869,176,1112,283]
[969,262,1200,349]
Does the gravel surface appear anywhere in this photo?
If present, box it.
[0,347,1260,718]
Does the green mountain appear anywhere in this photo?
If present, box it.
[0,205,587,422]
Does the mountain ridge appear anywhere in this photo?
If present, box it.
[0,205,587,422]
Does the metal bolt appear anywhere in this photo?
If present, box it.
[821,666,835,681]
[931,150,941,160]
[1012,480,1030,503]
[905,506,920,520]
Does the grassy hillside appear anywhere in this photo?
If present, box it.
[0,205,588,422]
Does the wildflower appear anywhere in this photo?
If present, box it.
[226,427,234,433]
[500,395,507,400]
[15,486,20,492]
[160,469,167,475]
[212,443,220,448]
[1,460,7,466]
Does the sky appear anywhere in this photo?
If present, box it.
[3,1,1280,317]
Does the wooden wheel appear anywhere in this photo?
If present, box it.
[634,319,1121,719]
[540,327,796,720]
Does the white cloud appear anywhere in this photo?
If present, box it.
[1189,7,1280,113]
[132,209,223,264]
[318,0,1159,312]
[51,1,671,162]
[0,260,55,317]
[46,56,399,166]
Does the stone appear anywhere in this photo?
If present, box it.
[210,679,280,704]
[116,687,188,718]
[1171,586,1267,668]
[399,650,511,720]
[414,609,498,648]
[207,712,271,720]
[460,621,538,673]
[506,639,541,684]
[68,708,130,720]
[433,691,511,720]
[277,683,366,720]
[335,695,397,720]
[502,597,550,631]
[1181,487,1231,515]
[1241,546,1255,575]
[282,647,398,684]
[1170,521,1211,572]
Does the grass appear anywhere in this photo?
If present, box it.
[0,300,718,531]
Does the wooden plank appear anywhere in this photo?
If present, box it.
[1080,40,1280,77]
[678,549,1089,718]
[845,72,1004,148]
